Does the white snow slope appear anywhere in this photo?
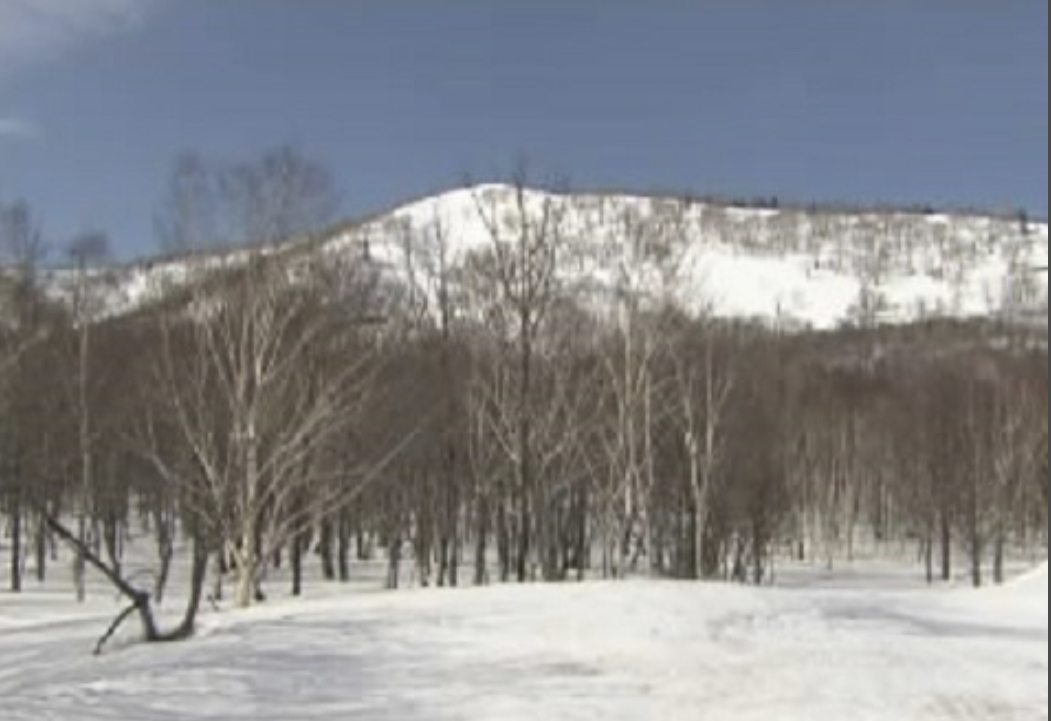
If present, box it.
[37,186,1049,330]
[0,564,1046,720]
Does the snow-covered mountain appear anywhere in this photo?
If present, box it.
[38,185,1049,331]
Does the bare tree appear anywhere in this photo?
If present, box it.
[465,174,568,582]
[670,315,735,579]
[0,199,48,592]
[66,230,110,601]
[155,152,221,254]
[156,146,340,252]
[142,148,384,607]
[220,145,340,247]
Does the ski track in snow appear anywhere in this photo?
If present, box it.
[0,568,1046,721]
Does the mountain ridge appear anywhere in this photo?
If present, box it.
[28,183,1051,331]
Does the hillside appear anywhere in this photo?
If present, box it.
[35,185,1049,330]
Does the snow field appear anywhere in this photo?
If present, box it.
[0,560,1045,720]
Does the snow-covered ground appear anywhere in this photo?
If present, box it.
[0,562,1045,720]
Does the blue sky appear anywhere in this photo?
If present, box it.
[0,1,1047,260]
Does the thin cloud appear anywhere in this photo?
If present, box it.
[0,117,41,141]
[0,0,159,79]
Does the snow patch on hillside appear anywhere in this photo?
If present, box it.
[34,185,1049,330]
[332,185,1050,330]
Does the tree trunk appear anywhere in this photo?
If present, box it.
[10,492,23,592]
[319,517,336,582]
[34,511,48,584]
[939,513,952,582]
[337,512,351,582]
[291,533,304,597]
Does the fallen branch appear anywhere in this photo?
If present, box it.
[36,508,210,654]
[93,603,140,656]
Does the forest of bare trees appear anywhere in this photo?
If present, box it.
[1,153,1047,649]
